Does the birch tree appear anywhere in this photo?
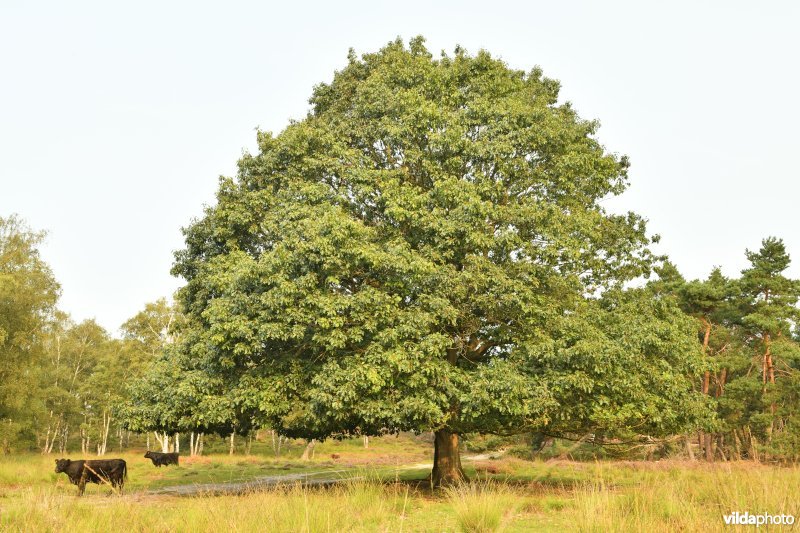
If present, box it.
[0,215,59,453]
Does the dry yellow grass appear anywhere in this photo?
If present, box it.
[2,454,799,532]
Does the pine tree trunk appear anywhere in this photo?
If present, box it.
[732,429,742,460]
[717,435,728,461]
[703,433,713,462]
[699,320,713,461]
[431,429,466,487]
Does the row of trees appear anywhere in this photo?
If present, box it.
[0,217,180,455]
[5,212,798,467]
[654,238,800,461]
[0,216,287,457]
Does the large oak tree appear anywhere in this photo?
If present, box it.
[173,38,708,485]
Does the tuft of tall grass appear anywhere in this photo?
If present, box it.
[572,464,800,532]
[444,480,518,533]
[0,477,418,532]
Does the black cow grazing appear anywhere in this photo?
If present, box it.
[144,451,179,467]
[54,458,127,496]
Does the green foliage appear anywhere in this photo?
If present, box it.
[653,238,800,461]
[116,300,225,437]
[739,237,800,340]
[171,38,707,449]
[38,316,113,453]
[0,237,189,455]
[0,215,59,452]
[119,344,240,437]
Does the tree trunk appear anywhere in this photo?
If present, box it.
[229,432,235,455]
[98,410,111,456]
[175,433,180,454]
[198,433,204,455]
[363,436,369,449]
[703,433,713,462]
[431,429,466,487]
[764,334,777,439]
[154,431,169,453]
[301,439,316,461]
[698,320,713,461]
[750,433,760,462]
[58,423,68,454]
[717,435,728,461]
[190,432,195,456]
[732,429,742,460]
[270,430,284,457]
[81,428,89,455]
[42,412,59,454]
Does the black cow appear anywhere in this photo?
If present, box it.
[144,451,179,467]
[54,458,127,496]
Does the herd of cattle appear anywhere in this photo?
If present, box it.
[54,451,180,495]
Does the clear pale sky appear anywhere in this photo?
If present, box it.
[1,1,798,334]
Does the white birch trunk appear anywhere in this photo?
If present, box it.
[301,439,316,461]
[154,431,170,453]
[97,410,111,456]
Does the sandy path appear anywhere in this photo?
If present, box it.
[149,469,354,496]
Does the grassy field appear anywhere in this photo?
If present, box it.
[1,437,798,531]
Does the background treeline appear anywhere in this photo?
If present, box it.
[2,212,800,461]
[0,214,175,454]
[0,215,314,457]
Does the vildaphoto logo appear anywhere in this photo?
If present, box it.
[723,512,795,527]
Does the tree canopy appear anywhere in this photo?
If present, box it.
[172,38,709,484]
